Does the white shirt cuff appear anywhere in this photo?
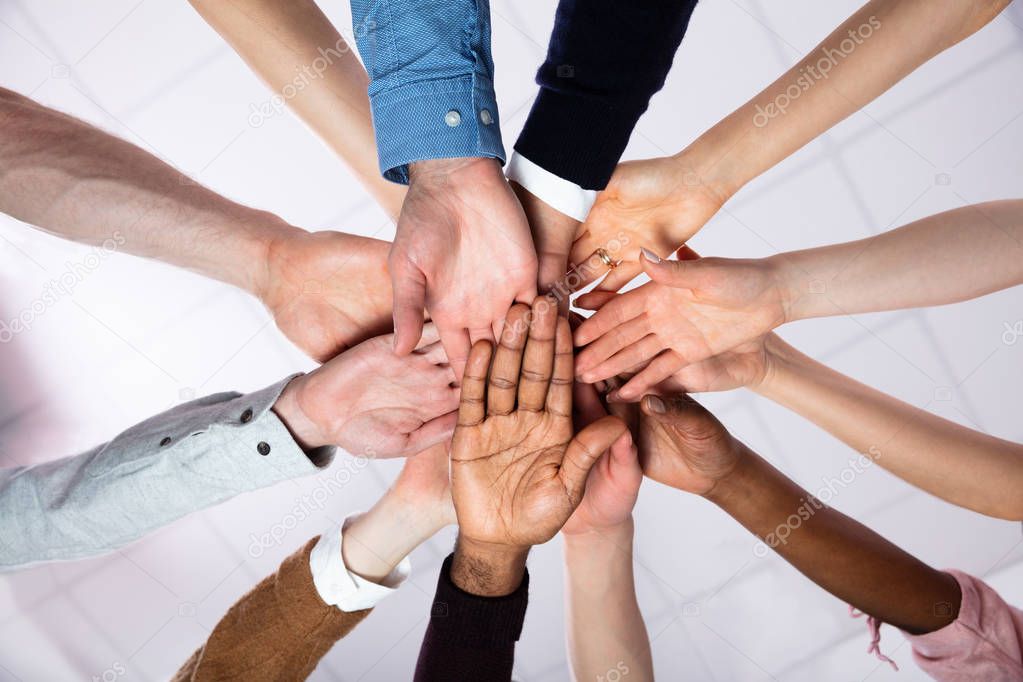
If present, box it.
[506,153,597,222]
[309,513,411,612]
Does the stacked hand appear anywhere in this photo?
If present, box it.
[566,154,727,293]
[273,323,459,458]
[449,296,628,594]
[636,393,745,497]
[390,158,538,378]
[574,247,787,400]
[561,381,641,536]
[259,228,394,362]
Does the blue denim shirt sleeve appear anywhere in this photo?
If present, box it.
[350,0,505,184]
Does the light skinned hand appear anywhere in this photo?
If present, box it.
[389,157,538,379]
[450,296,627,550]
[566,155,725,293]
[390,442,455,527]
[561,380,640,536]
[274,323,459,458]
[512,182,580,301]
[574,247,787,401]
[637,393,743,497]
[260,229,393,362]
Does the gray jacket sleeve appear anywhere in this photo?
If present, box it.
[0,375,334,571]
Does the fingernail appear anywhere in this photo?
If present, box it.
[645,395,666,413]
[641,247,661,263]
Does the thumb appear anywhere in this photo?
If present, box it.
[560,415,627,502]
[608,428,639,470]
[390,259,427,355]
[640,246,707,288]
[639,393,725,446]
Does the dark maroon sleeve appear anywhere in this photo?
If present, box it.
[413,554,529,682]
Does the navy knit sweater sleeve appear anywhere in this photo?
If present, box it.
[413,554,529,681]
[514,0,699,190]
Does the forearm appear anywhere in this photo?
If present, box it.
[681,0,1008,200]
[341,485,448,583]
[773,200,1023,320]
[755,335,1023,520]
[189,0,405,219]
[0,87,288,293]
[450,536,529,597]
[563,519,653,682]
[708,449,960,635]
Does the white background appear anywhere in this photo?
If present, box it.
[1,1,1022,680]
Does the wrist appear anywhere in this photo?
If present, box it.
[562,516,634,548]
[236,211,303,298]
[408,156,502,187]
[342,492,442,582]
[703,445,763,509]
[751,333,801,399]
[271,374,329,450]
[671,139,740,206]
[765,251,822,324]
[388,483,455,537]
[762,253,801,325]
[451,535,530,597]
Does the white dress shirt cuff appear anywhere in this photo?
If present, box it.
[506,153,597,222]
[309,513,412,612]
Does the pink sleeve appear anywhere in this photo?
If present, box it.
[903,570,1023,682]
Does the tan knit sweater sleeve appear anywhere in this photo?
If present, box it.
[172,536,371,681]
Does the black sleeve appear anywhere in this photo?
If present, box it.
[413,554,529,682]
[514,0,699,190]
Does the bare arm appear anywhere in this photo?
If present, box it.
[573,0,1011,288]
[562,383,652,682]
[710,449,960,635]
[755,335,1023,521]
[563,520,653,682]
[0,86,393,360]
[189,0,406,219]
[0,86,279,292]
[775,200,1023,320]
[639,394,961,636]
[574,202,1023,396]
[691,0,1011,200]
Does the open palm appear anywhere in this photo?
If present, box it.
[568,156,724,293]
[575,250,787,400]
[451,298,626,548]
[562,382,640,535]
